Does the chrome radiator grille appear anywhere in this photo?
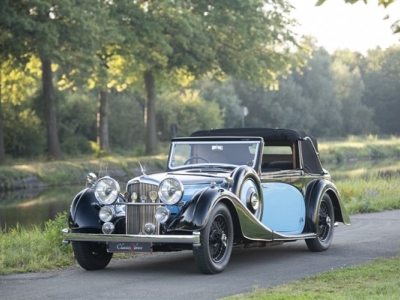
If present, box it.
[126,182,160,235]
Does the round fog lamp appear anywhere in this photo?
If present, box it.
[102,222,115,234]
[99,206,115,222]
[143,223,156,235]
[155,206,170,223]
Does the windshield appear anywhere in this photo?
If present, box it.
[169,140,260,169]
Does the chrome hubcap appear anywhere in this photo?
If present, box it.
[221,233,227,247]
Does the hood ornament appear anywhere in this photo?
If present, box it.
[138,162,146,176]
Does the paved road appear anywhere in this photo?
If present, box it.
[1,210,399,300]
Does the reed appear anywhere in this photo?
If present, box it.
[336,175,400,214]
[0,213,74,275]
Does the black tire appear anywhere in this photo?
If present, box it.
[193,203,234,274]
[306,193,335,252]
[72,241,113,270]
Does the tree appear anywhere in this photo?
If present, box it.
[0,66,5,163]
[0,56,45,158]
[196,77,243,128]
[291,47,343,136]
[156,89,224,140]
[331,56,376,134]
[362,46,400,134]
[0,0,108,160]
[117,0,302,155]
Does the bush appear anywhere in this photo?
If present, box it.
[61,135,93,155]
[3,108,46,158]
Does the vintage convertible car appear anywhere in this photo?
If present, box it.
[62,128,350,274]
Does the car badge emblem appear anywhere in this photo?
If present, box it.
[140,195,147,203]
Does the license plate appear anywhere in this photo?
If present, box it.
[107,242,152,253]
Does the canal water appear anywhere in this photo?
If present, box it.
[0,158,398,231]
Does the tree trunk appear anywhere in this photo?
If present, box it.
[41,57,63,160]
[97,90,110,152]
[144,70,158,155]
[0,69,5,163]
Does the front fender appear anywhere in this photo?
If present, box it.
[168,187,227,231]
[68,188,102,231]
[168,165,262,232]
[305,179,351,233]
[168,185,274,241]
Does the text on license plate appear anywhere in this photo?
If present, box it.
[107,242,152,253]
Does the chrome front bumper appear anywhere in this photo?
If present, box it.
[62,228,201,246]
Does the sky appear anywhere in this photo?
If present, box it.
[289,0,400,54]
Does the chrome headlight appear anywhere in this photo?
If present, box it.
[158,177,184,205]
[94,176,120,205]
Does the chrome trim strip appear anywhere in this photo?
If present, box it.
[126,203,161,206]
[272,232,317,241]
[62,230,200,245]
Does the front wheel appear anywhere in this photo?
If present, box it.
[193,203,234,274]
[72,241,113,270]
[306,193,334,252]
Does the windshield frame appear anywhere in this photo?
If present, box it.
[166,137,264,172]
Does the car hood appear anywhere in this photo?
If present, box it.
[126,170,232,203]
[127,170,230,187]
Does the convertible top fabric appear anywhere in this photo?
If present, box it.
[190,128,323,174]
[190,128,318,150]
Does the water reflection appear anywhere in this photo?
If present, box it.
[0,186,80,231]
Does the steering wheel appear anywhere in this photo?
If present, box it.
[184,156,210,165]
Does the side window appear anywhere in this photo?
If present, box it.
[261,145,294,171]
[263,146,292,155]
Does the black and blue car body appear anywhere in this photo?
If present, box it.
[63,128,350,274]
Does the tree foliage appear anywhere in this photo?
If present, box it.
[0,0,110,160]
[1,0,400,161]
[113,0,303,154]
[362,46,400,134]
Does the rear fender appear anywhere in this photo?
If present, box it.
[305,179,351,233]
[68,188,102,231]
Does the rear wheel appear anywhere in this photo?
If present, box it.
[193,203,234,274]
[72,241,113,270]
[306,193,334,252]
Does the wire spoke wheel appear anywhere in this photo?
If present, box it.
[317,200,332,241]
[306,193,334,252]
[193,203,234,274]
[209,215,229,263]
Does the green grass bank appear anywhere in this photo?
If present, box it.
[224,254,400,299]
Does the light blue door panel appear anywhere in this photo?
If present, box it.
[261,182,305,234]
